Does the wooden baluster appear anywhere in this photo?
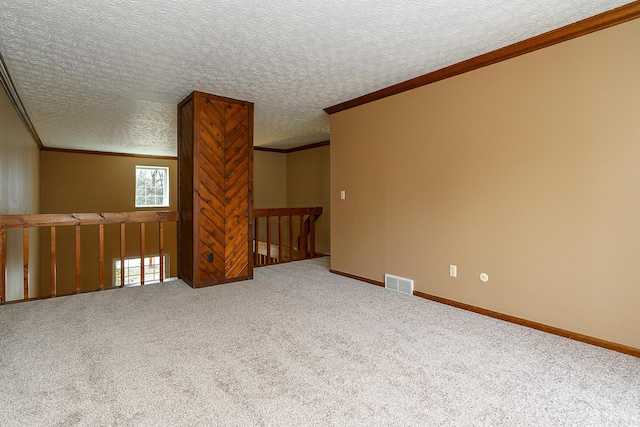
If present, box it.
[289,215,294,261]
[0,228,6,304]
[120,223,125,287]
[266,216,271,265]
[310,214,316,259]
[23,228,29,300]
[299,215,306,259]
[75,225,81,293]
[278,216,283,263]
[51,227,57,296]
[140,223,145,285]
[0,211,178,298]
[98,224,104,290]
[254,218,260,266]
[159,221,165,282]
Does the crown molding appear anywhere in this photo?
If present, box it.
[254,140,329,154]
[325,1,640,115]
[41,146,177,160]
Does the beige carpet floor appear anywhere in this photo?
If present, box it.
[0,257,638,426]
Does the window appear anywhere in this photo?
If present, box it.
[135,166,169,207]
[114,255,169,286]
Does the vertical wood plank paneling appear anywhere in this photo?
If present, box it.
[0,228,5,303]
[140,223,146,285]
[23,228,29,300]
[51,226,57,296]
[120,223,126,287]
[99,224,104,290]
[75,225,81,293]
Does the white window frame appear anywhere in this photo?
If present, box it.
[113,254,170,286]
[135,165,169,208]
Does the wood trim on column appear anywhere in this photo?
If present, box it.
[324,1,640,115]
[192,91,202,287]
[329,269,640,358]
[247,103,255,279]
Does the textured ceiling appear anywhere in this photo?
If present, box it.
[0,0,633,156]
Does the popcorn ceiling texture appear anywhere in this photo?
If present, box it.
[0,0,632,155]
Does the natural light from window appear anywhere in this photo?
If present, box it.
[114,255,168,286]
[135,165,169,207]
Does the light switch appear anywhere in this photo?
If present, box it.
[450,265,457,278]
[340,190,346,200]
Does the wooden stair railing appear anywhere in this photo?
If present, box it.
[297,215,318,259]
[252,207,322,267]
[0,211,178,304]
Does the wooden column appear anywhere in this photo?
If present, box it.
[177,91,254,287]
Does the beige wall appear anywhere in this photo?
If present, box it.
[287,146,330,254]
[0,87,40,300]
[39,151,177,295]
[331,19,640,349]
[254,151,287,244]
[254,150,287,208]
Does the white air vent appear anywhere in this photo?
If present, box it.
[384,274,414,296]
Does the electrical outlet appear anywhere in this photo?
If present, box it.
[207,253,213,262]
[450,265,457,278]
